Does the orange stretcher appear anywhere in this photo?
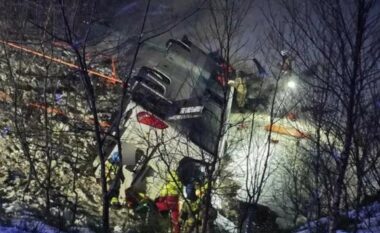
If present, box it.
[264,123,309,138]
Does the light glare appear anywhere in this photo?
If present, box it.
[287,80,297,89]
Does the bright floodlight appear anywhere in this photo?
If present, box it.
[287,80,297,89]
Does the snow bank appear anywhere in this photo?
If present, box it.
[295,202,380,233]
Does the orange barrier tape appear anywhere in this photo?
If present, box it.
[28,102,66,116]
[0,40,122,85]
[28,102,110,129]
[1,40,116,129]
[51,41,72,50]
[264,124,309,138]
[85,117,111,129]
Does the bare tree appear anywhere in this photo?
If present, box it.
[266,0,380,232]
[189,0,256,231]
[53,1,208,231]
[0,2,101,230]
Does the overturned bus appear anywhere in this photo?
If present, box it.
[94,37,234,203]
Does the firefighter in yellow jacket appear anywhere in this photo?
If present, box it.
[228,72,247,109]
[180,182,212,233]
[155,172,182,233]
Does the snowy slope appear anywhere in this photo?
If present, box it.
[296,202,380,233]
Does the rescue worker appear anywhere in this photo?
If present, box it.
[155,171,182,233]
[228,71,248,109]
[124,187,156,223]
[107,152,119,180]
[180,182,217,233]
[176,157,205,190]
[180,197,201,233]
[280,50,292,75]
[174,157,205,232]
[108,152,122,207]
[95,151,121,206]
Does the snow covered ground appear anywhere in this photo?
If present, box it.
[226,112,312,225]
[0,215,94,233]
[2,201,378,233]
[0,45,140,232]
[295,202,380,233]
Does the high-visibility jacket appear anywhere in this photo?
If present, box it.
[229,77,247,108]
[105,161,118,181]
[159,172,182,197]
[195,182,208,198]
[156,173,182,233]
